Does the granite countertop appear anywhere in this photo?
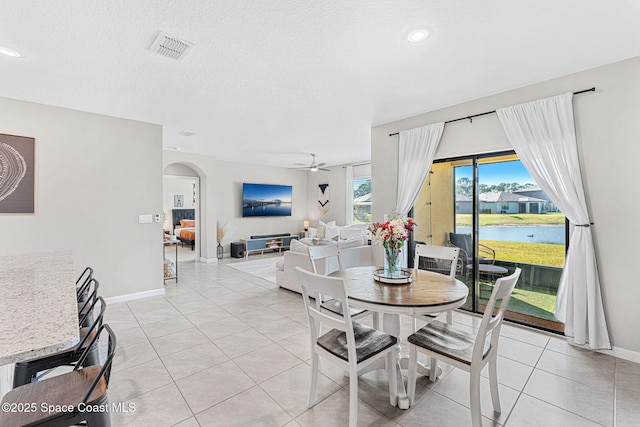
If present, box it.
[0,252,79,365]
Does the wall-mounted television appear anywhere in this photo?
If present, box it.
[242,183,292,217]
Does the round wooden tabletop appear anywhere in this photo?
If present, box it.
[330,266,469,315]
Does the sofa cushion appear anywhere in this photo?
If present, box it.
[307,227,318,238]
[337,237,365,249]
[325,225,342,241]
[340,227,364,240]
[317,220,336,239]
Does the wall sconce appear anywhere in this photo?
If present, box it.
[303,220,309,231]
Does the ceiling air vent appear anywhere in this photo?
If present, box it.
[149,31,193,61]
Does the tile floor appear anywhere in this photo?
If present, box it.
[103,254,639,426]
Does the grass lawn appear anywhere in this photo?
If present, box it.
[481,239,565,267]
[456,212,566,226]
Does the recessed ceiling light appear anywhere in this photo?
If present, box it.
[0,46,25,58]
[406,28,430,43]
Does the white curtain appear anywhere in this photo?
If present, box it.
[395,122,445,217]
[497,93,611,350]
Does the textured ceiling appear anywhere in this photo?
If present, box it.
[1,1,639,168]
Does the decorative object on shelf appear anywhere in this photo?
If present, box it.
[373,268,413,284]
[318,183,329,214]
[369,215,415,278]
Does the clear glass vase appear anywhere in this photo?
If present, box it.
[384,245,400,278]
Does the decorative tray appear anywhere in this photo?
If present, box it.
[373,268,413,285]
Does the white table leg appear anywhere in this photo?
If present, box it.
[382,313,409,409]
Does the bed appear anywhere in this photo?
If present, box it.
[172,209,196,251]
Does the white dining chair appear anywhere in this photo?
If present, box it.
[407,268,522,427]
[295,266,398,427]
[413,243,460,326]
[307,244,378,328]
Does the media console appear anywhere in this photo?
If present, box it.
[241,233,299,259]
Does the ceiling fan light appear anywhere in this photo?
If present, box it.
[310,165,319,172]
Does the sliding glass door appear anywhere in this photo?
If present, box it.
[413,152,566,332]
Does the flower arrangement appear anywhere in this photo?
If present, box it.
[369,216,415,277]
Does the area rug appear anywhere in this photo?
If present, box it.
[228,256,282,284]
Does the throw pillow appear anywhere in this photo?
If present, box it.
[317,220,336,239]
[324,225,342,241]
[340,227,363,240]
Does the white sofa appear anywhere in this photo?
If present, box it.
[275,237,372,293]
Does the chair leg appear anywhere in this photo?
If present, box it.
[387,349,398,407]
[407,346,417,406]
[13,365,35,388]
[429,356,438,382]
[348,369,358,427]
[488,355,501,413]
[446,310,453,325]
[308,353,319,408]
[470,367,482,427]
[85,396,111,426]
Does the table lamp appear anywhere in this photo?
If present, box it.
[303,220,309,231]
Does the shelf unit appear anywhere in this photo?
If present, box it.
[242,234,299,259]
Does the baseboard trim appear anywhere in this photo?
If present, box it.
[610,346,640,364]
[200,257,218,263]
[104,288,166,305]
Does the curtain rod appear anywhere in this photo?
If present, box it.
[388,87,595,137]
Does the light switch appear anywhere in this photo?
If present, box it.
[138,214,153,224]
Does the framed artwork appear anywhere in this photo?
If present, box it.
[174,194,184,207]
[0,133,35,214]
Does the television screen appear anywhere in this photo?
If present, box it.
[242,183,292,217]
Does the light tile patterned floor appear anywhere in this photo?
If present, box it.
[102,254,639,426]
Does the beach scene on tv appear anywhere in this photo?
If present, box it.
[242,183,292,217]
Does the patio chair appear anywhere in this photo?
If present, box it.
[447,232,496,266]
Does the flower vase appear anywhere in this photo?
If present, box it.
[384,246,400,278]
[217,243,223,260]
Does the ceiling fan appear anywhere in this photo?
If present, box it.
[295,153,329,172]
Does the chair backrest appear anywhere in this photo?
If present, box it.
[78,278,99,314]
[75,323,117,404]
[471,267,521,364]
[448,233,472,261]
[77,296,107,351]
[295,266,357,364]
[76,266,93,288]
[307,244,343,275]
[414,244,460,279]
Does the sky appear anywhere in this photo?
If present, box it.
[456,160,536,186]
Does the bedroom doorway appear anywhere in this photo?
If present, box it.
[163,174,200,262]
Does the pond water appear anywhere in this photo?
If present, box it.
[456,225,565,245]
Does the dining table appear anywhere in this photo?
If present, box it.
[329,265,469,409]
[0,252,80,397]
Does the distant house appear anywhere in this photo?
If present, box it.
[455,194,473,214]
[455,191,548,214]
[480,191,547,214]
[514,186,559,212]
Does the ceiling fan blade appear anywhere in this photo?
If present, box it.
[317,162,327,168]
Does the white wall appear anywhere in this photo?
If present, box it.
[0,97,163,299]
[216,160,309,243]
[371,57,640,356]
[306,166,347,226]
[163,152,310,257]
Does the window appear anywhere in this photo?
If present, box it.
[353,177,371,224]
